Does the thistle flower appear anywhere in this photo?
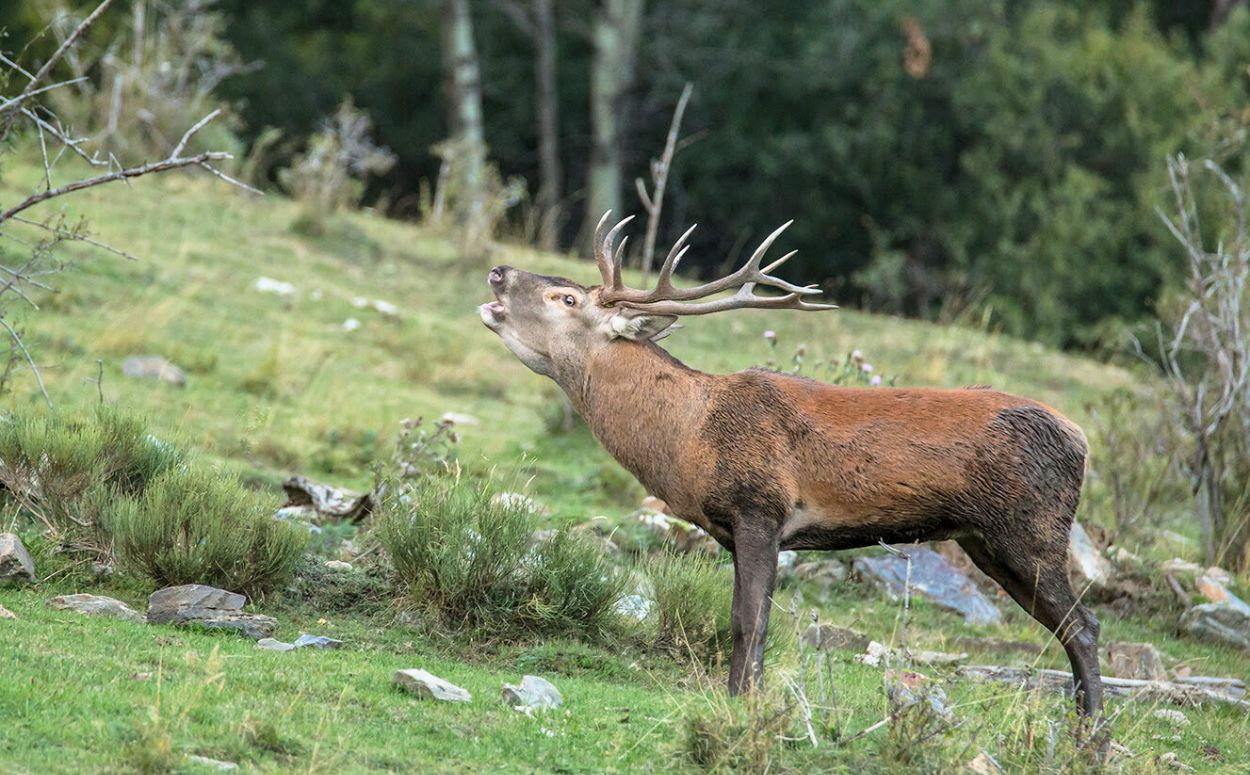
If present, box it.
[870,375,882,387]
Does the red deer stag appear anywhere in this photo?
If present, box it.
[479,213,1101,721]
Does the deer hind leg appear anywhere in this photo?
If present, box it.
[957,531,1103,722]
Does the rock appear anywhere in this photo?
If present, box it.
[641,496,670,514]
[342,318,362,332]
[282,476,373,522]
[1160,558,1202,576]
[324,560,353,573]
[253,276,296,299]
[1181,603,1250,652]
[856,640,893,667]
[293,634,344,650]
[256,638,296,652]
[801,624,870,652]
[967,751,1004,775]
[856,640,967,667]
[777,550,798,576]
[636,510,720,555]
[0,533,35,585]
[956,664,1250,707]
[1205,566,1233,585]
[614,594,653,621]
[1068,521,1113,592]
[502,675,563,711]
[1111,547,1143,566]
[492,492,548,515]
[160,608,278,639]
[394,669,472,702]
[951,636,1044,659]
[1193,574,1250,614]
[0,603,15,619]
[886,669,952,719]
[1152,709,1190,728]
[794,559,849,587]
[186,754,239,771]
[121,356,186,387]
[47,594,144,624]
[91,561,113,579]
[440,412,480,426]
[852,546,1002,626]
[1108,642,1167,681]
[372,299,400,318]
[148,585,245,619]
[1154,529,1197,548]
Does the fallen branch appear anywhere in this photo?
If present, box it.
[956,665,1249,709]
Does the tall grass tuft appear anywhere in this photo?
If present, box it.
[113,467,307,597]
[645,553,734,665]
[376,473,623,640]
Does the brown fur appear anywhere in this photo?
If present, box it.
[480,266,1103,726]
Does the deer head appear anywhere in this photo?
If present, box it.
[480,213,834,378]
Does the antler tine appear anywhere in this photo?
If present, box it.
[594,212,634,289]
[655,223,698,292]
[611,235,629,289]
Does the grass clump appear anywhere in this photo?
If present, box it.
[0,407,182,555]
[376,473,624,641]
[113,466,307,597]
[645,553,735,664]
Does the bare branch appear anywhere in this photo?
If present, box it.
[10,215,139,261]
[21,0,116,96]
[638,82,693,284]
[0,77,88,116]
[0,319,52,412]
[171,107,221,157]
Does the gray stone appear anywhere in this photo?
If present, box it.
[147,585,245,620]
[293,633,344,650]
[614,594,653,621]
[324,560,353,573]
[1181,603,1250,652]
[186,754,238,771]
[161,608,277,640]
[1152,709,1190,728]
[90,562,113,579]
[256,638,296,652]
[794,559,850,587]
[1068,521,1112,591]
[801,624,870,652]
[1107,641,1167,681]
[282,476,373,522]
[0,533,35,585]
[501,675,562,711]
[853,546,1003,626]
[394,669,472,702]
[47,594,144,624]
[1160,558,1202,576]
[121,356,186,387]
[0,603,15,619]
[777,551,798,576]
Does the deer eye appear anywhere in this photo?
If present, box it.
[561,294,577,307]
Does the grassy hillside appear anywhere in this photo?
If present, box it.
[2,162,1248,774]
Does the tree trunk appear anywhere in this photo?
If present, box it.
[441,0,487,233]
[586,0,644,247]
[534,0,562,251]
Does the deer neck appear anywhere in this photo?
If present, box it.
[552,339,709,504]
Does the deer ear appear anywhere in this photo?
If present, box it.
[609,309,679,341]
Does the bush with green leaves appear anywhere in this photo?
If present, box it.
[0,408,182,554]
[644,553,734,665]
[112,466,306,597]
[376,473,623,641]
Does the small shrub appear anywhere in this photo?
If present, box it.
[645,553,734,664]
[681,687,795,773]
[376,473,623,640]
[113,466,307,597]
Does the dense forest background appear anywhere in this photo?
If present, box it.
[3,0,1250,348]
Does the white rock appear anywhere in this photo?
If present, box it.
[1152,709,1190,728]
[0,533,36,585]
[186,754,239,771]
[47,594,144,624]
[395,669,472,702]
[492,492,547,515]
[256,638,296,652]
[441,412,481,426]
[1205,567,1233,585]
[342,318,362,332]
[614,594,653,621]
[350,296,369,309]
[324,560,353,573]
[777,550,798,574]
[372,299,400,318]
[502,675,563,711]
[1160,558,1202,575]
[1068,521,1112,590]
[253,276,296,298]
[0,603,15,619]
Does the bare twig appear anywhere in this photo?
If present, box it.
[9,215,140,261]
[0,319,52,411]
[637,82,693,284]
[21,0,117,96]
[0,77,89,116]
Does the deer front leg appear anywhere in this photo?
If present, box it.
[727,523,780,696]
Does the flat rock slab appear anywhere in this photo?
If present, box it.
[395,669,472,702]
[161,607,277,640]
[293,634,344,649]
[1107,641,1167,681]
[1181,602,1250,652]
[1068,521,1112,591]
[47,594,144,624]
[0,603,15,619]
[256,638,297,652]
[0,533,35,585]
[122,356,186,387]
[502,675,562,711]
[148,585,245,621]
[853,546,1002,626]
[186,754,239,771]
[801,624,870,652]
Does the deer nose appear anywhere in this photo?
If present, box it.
[488,266,508,289]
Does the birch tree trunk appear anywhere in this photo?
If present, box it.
[534,0,562,251]
[441,0,487,233]
[586,0,644,245]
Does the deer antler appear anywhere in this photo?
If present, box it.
[592,212,835,316]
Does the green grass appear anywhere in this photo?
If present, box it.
[1,158,1248,772]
